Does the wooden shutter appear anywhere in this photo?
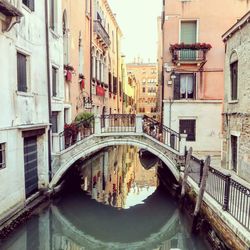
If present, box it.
[230,61,238,100]
[52,67,57,97]
[108,72,112,92]
[173,73,180,100]
[231,135,238,171]
[181,21,197,43]
[17,52,27,92]
[51,112,58,133]
[29,0,35,11]
[179,119,196,141]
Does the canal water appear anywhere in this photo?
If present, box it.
[0,146,210,250]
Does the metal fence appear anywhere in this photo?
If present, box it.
[188,154,250,231]
[59,115,95,151]
[100,114,136,133]
[143,115,180,152]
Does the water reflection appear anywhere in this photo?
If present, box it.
[0,146,209,250]
[80,146,158,209]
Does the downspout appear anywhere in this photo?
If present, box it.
[90,0,93,103]
[116,27,119,112]
[161,12,165,125]
[45,0,52,181]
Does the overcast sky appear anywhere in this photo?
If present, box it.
[108,0,162,63]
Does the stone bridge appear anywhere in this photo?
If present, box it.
[50,114,187,187]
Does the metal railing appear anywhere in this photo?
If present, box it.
[101,114,136,133]
[59,116,95,151]
[143,115,180,152]
[93,20,111,47]
[172,49,206,62]
[188,154,250,230]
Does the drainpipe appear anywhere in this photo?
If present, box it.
[90,0,93,104]
[116,27,119,112]
[45,0,52,181]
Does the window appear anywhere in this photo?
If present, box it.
[174,73,196,100]
[109,72,112,92]
[0,143,6,169]
[142,87,146,93]
[22,0,34,11]
[230,61,238,100]
[17,52,28,92]
[50,0,56,31]
[179,119,196,141]
[231,135,238,172]
[52,66,58,97]
[180,21,197,44]
[51,112,58,133]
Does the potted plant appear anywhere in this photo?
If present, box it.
[64,64,75,81]
[64,122,78,147]
[75,112,94,137]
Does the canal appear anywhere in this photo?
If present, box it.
[0,146,210,250]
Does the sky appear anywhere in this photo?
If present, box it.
[108,0,162,63]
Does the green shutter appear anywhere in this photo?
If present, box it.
[181,21,197,44]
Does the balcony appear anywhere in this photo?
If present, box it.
[170,43,211,65]
[94,20,111,49]
[0,0,23,32]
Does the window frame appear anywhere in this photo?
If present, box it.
[0,143,6,170]
[179,119,196,141]
[51,111,59,133]
[230,60,238,101]
[22,0,35,11]
[17,51,29,93]
[52,66,58,97]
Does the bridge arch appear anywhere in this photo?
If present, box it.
[50,135,181,188]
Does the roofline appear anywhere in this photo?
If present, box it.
[222,10,250,42]
[103,0,123,36]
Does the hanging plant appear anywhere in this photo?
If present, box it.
[169,42,212,53]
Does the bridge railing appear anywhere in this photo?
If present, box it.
[143,115,181,152]
[100,114,136,133]
[188,154,250,231]
[59,115,95,151]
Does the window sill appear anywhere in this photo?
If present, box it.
[52,97,63,102]
[50,29,60,39]
[16,91,34,97]
[228,100,239,104]
[22,4,32,13]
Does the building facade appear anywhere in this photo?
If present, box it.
[222,11,250,182]
[160,0,249,156]
[62,0,91,120]
[91,0,123,115]
[0,0,50,222]
[127,62,159,119]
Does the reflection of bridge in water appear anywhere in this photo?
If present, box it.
[51,188,201,250]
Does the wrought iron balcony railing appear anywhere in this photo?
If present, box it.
[170,43,211,64]
[94,20,111,48]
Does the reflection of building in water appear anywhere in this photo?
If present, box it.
[79,146,158,209]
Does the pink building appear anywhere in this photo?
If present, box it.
[160,0,249,157]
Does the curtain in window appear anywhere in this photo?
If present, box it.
[187,75,194,94]
[180,76,186,95]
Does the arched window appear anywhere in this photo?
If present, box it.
[92,47,96,79]
[230,51,238,101]
[62,10,69,65]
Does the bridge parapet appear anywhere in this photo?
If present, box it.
[50,114,187,187]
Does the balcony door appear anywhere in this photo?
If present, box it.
[180,21,197,60]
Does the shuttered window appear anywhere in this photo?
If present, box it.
[0,143,6,169]
[113,76,117,94]
[231,135,238,172]
[109,72,112,92]
[51,112,59,133]
[230,61,238,100]
[17,52,28,92]
[52,66,58,97]
[181,21,197,44]
[179,119,196,141]
[50,0,55,30]
[22,0,35,11]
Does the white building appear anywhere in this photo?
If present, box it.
[0,0,50,222]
